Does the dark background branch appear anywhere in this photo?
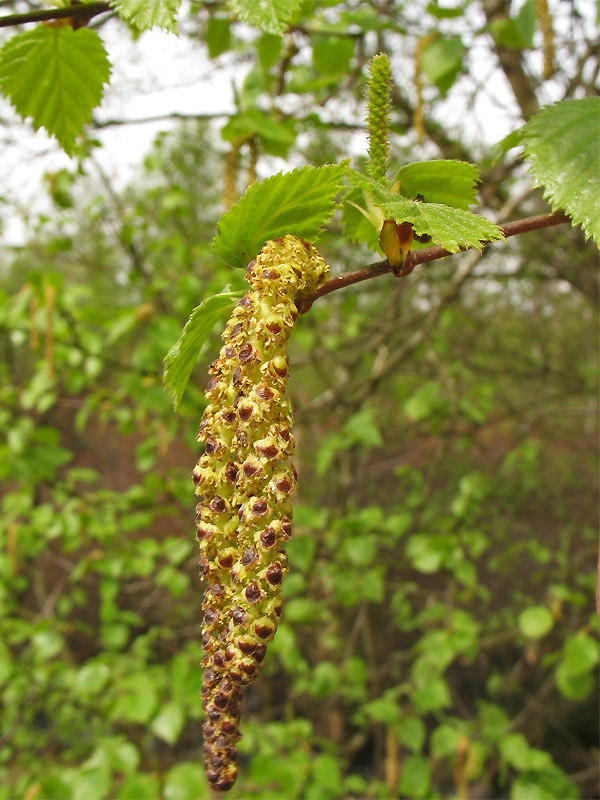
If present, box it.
[0,1,111,28]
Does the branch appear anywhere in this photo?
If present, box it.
[0,2,111,28]
[308,212,571,305]
[92,111,232,129]
[91,111,365,131]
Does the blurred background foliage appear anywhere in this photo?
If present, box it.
[0,0,598,798]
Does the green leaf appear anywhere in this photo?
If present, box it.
[100,737,140,774]
[394,160,481,209]
[311,753,343,794]
[489,0,535,49]
[420,35,465,95]
[399,755,431,799]
[306,662,340,698]
[413,676,451,712]
[500,732,535,770]
[31,630,64,660]
[406,533,455,573]
[404,380,444,421]
[340,186,381,252]
[427,1,465,19]
[397,717,426,753]
[0,27,111,156]
[478,702,510,742]
[70,764,111,800]
[511,770,578,800]
[340,536,377,568]
[256,33,283,71]
[118,774,160,800]
[163,763,208,800]
[514,98,600,243]
[518,606,554,639]
[109,0,180,33]
[162,292,239,409]
[363,694,402,725]
[206,15,232,58]
[344,407,383,447]
[213,163,346,268]
[284,597,324,624]
[555,633,599,699]
[562,633,599,673]
[311,35,355,76]
[151,702,185,744]
[74,662,111,696]
[498,126,526,154]
[431,724,462,757]
[555,664,594,700]
[346,169,503,253]
[110,674,159,724]
[228,0,302,34]
[221,109,296,157]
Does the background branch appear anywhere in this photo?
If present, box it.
[0,2,111,28]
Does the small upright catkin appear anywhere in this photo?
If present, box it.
[367,53,392,182]
[193,235,329,791]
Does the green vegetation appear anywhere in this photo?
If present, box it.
[0,0,598,798]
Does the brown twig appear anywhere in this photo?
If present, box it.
[0,2,111,28]
[308,212,571,305]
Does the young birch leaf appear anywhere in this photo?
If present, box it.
[213,163,346,268]
[163,292,240,409]
[0,27,110,156]
[516,97,600,243]
[346,169,503,253]
[228,0,302,34]
[340,187,381,252]
[420,35,464,96]
[394,160,481,209]
[109,0,180,32]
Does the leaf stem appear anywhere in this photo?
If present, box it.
[307,212,571,305]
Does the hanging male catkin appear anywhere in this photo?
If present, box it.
[193,235,329,791]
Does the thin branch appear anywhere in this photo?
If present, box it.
[0,1,111,28]
[92,111,231,129]
[91,111,365,131]
[308,212,571,305]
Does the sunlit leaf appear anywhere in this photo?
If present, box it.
[489,0,535,49]
[163,292,240,408]
[394,160,481,209]
[420,35,464,95]
[213,163,346,268]
[221,109,297,157]
[311,34,355,76]
[518,606,554,639]
[399,755,431,799]
[151,702,184,744]
[513,98,600,243]
[228,0,302,34]
[0,26,110,155]
[340,186,381,252]
[206,15,231,58]
[163,763,208,800]
[109,0,180,32]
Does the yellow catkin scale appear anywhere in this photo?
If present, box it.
[194,235,329,792]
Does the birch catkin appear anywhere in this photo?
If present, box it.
[194,235,329,791]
